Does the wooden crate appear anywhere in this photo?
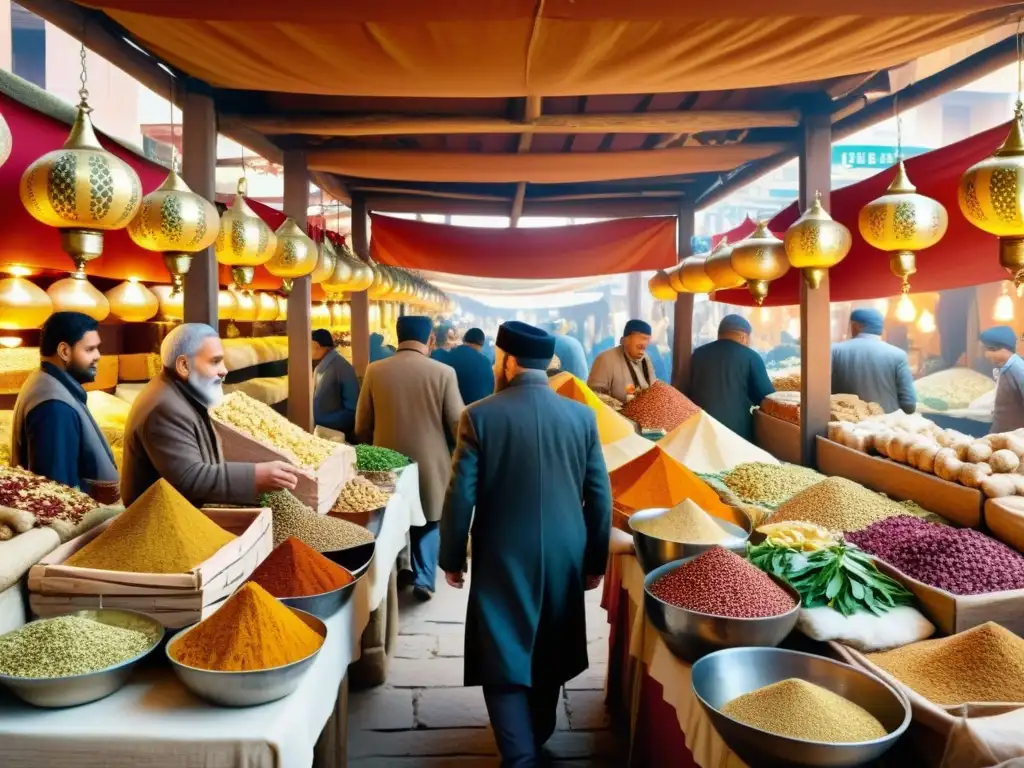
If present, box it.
[213,419,356,514]
[27,507,272,629]
[753,409,802,465]
[984,497,1024,553]
[815,435,983,528]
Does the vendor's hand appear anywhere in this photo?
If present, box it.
[585,575,603,591]
[445,570,465,589]
[255,461,302,492]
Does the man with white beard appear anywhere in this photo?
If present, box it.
[120,323,302,506]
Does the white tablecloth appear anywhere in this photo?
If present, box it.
[365,464,425,611]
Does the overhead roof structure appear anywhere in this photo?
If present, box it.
[22,1,1024,223]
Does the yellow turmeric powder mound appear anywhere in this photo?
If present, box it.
[170,582,323,671]
[549,373,635,445]
[66,479,235,574]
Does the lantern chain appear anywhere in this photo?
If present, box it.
[77,43,91,111]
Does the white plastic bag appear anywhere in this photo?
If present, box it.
[796,605,935,652]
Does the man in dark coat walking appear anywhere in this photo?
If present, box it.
[311,329,360,442]
[439,327,495,405]
[440,320,612,767]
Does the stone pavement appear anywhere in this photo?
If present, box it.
[349,575,627,766]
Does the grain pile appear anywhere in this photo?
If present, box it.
[0,615,153,678]
[915,367,995,411]
[333,476,391,514]
[867,622,1024,705]
[620,381,700,431]
[266,490,374,551]
[722,462,823,508]
[631,499,733,544]
[721,679,887,743]
[212,392,336,468]
[769,477,909,533]
[771,373,801,392]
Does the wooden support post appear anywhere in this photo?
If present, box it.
[798,111,832,468]
[180,88,217,325]
[672,201,696,391]
[350,195,371,377]
[284,150,314,431]
[627,273,642,321]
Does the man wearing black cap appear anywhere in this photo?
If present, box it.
[440,320,612,766]
[311,328,360,442]
[832,308,916,414]
[436,327,495,406]
[980,325,1024,433]
[687,314,775,441]
[356,316,465,599]
[587,318,656,402]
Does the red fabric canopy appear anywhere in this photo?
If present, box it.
[370,214,677,278]
[712,121,1011,306]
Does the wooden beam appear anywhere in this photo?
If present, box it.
[532,190,684,202]
[672,201,696,391]
[511,96,543,227]
[284,150,314,432]
[362,194,683,218]
[350,195,371,378]
[351,185,508,202]
[181,88,217,326]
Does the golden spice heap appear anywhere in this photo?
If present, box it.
[211,391,336,468]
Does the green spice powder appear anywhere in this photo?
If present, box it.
[0,616,152,678]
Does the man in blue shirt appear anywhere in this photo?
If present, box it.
[832,308,916,414]
[981,325,1024,433]
[441,328,496,405]
[311,329,360,442]
[369,332,394,363]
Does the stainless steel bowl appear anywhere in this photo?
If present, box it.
[692,647,911,767]
[643,555,800,663]
[278,564,364,619]
[0,608,164,708]
[629,507,750,573]
[321,540,375,579]
[166,606,326,707]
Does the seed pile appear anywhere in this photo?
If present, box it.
[212,392,336,468]
[770,477,908,533]
[266,490,374,551]
[355,444,410,472]
[631,499,733,544]
[247,537,353,598]
[620,381,700,431]
[867,622,1024,705]
[649,546,796,618]
[721,679,887,743]
[723,462,823,507]
[333,476,391,514]
[0,465,96,526]
[0,615,153,678]
[848,516,1024,594]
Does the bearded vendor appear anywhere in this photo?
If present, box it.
[981,325,1024,433]
[587,319,656,402]
[120,323,303,506]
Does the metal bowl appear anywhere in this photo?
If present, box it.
[277,562,365,619]
[0,608,164,708]
[321,539,375,579]
[165,606,326,707]
[692,647,911,767]
[629,507,750,573]
[643,555,800,663]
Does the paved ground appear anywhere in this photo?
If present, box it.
[349,575,626,766]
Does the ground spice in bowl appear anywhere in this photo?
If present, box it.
[631,499,734,545]
[769,476,908,533]
[248,537,353,598]
[0,615,153,678]
[621,381,700,431]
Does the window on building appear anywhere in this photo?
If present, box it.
[11,4,46,89]
[942,104,971,146]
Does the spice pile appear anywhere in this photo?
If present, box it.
[609,446,734,521]
[66,479,235,574]
[549,373,636,443]
[769,477,908,533]
[867,622,1024,705]
[355,444,410,473]
[0,615,153,678]
[914,367,995,411]
[333,476,391,514]
[620,381,700,431]
[169,582,323,671]
[0,465,96,528]
[721,679,887,743]
[848,516,1024,595]
[212,392,336,468]
[247,537,353,598]
[266,490,374,551]
[658,411,777,474]
[631,499,733,544]
[649,547,796,618]
[722,462,823,508]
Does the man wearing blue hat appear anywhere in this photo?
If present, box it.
[832,308,916,414]
[437,327,495,406]
[687,314,775,441]
[440,320,611,766]
[587,318,656,402]
[356,316,465,600]
[310,328,360,443]
[980,325,1024,433]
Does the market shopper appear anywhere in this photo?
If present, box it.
[687,314,775,441]
[440,320,611,767]
[120,323,303,506]
[832,308,916,414]
[588,319,656,402]
[980,325,1024,432]
[11,312,118,495]
[311,329,359,441]
[438,327,495,405]
[369,332,393,362]
[356,316,465,600]
[544,322,589,380]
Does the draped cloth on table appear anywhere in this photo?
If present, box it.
[370,214,677,279]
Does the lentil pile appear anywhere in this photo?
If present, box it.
[0,465,96,526]
[333,476,391,514]
[266,490,374,551]
[867,622,1024,705]
[848,516,1024,595]
[620,381,700,431]
[722,462,823,508]
[212,392,336,468]
[721,679,887,743]
[649,547,796,618]
[355,444,410,472]
[0,615,153,678]
[769,477,908,533]
[631,499,732,544]
[247,537,353,598]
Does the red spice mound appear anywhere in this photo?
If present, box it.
[621,381,700,431]
[650,547,796,618]
[248,536,354,598]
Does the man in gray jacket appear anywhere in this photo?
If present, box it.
[981,325,1024,433]
[832,308,916,414]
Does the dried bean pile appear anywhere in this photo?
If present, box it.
[769,477,908,533]
[621,381,699,431]
[848,515,1024,595]
[649,546,796,618]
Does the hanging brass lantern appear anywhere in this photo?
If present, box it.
[0,269,52,330]
[105,278,159,323]
[255,291,279,322]
[152,284,184,321]
[231,266,256,292]
[730,221,790,304]
[277,295,288,322]
[323,246,355,292]
[310,238,338,285]
[368,262,393,300]
[266,217,318,279]
[677,252,716,294]
[47,272,109,321]
[233,289,258,322]
[0,111,11,169]
[312,300,331,328]
[215,178,277,267]
[784,191,853,289]
[858,161,947,293]
[218,288,238,321]
[959,104,1024,287]
[703,239,745,291]
[648,271,677,301]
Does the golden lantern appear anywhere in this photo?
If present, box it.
[323,246,356,292]
[215,178,277,267]
[0,268,52,330]
[312,300,331,328]
[47,272,109,321]
[277,295,288,322]
[677,253,716,294]
[369,301,382,330]
[105,278,159,323]
[0,111,11,169]
[218,288,238,321]
[648,271,676,301]
[368,263,393,300]
[330,299,348,329]
[310,238,337,285]
[233,290,258,322]
[127,171,219,293]
[255,291,278,322]
[783,191,852,288]
[151,284,184,321]
[858,161,947,293]
[703,239,745,291]
[729,222,790,304]
[959,105,1024,287]
[266,217,318,279]
[231,266,256,292]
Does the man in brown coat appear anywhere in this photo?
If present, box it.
[356,315,465,600]
[121,323,301,506]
